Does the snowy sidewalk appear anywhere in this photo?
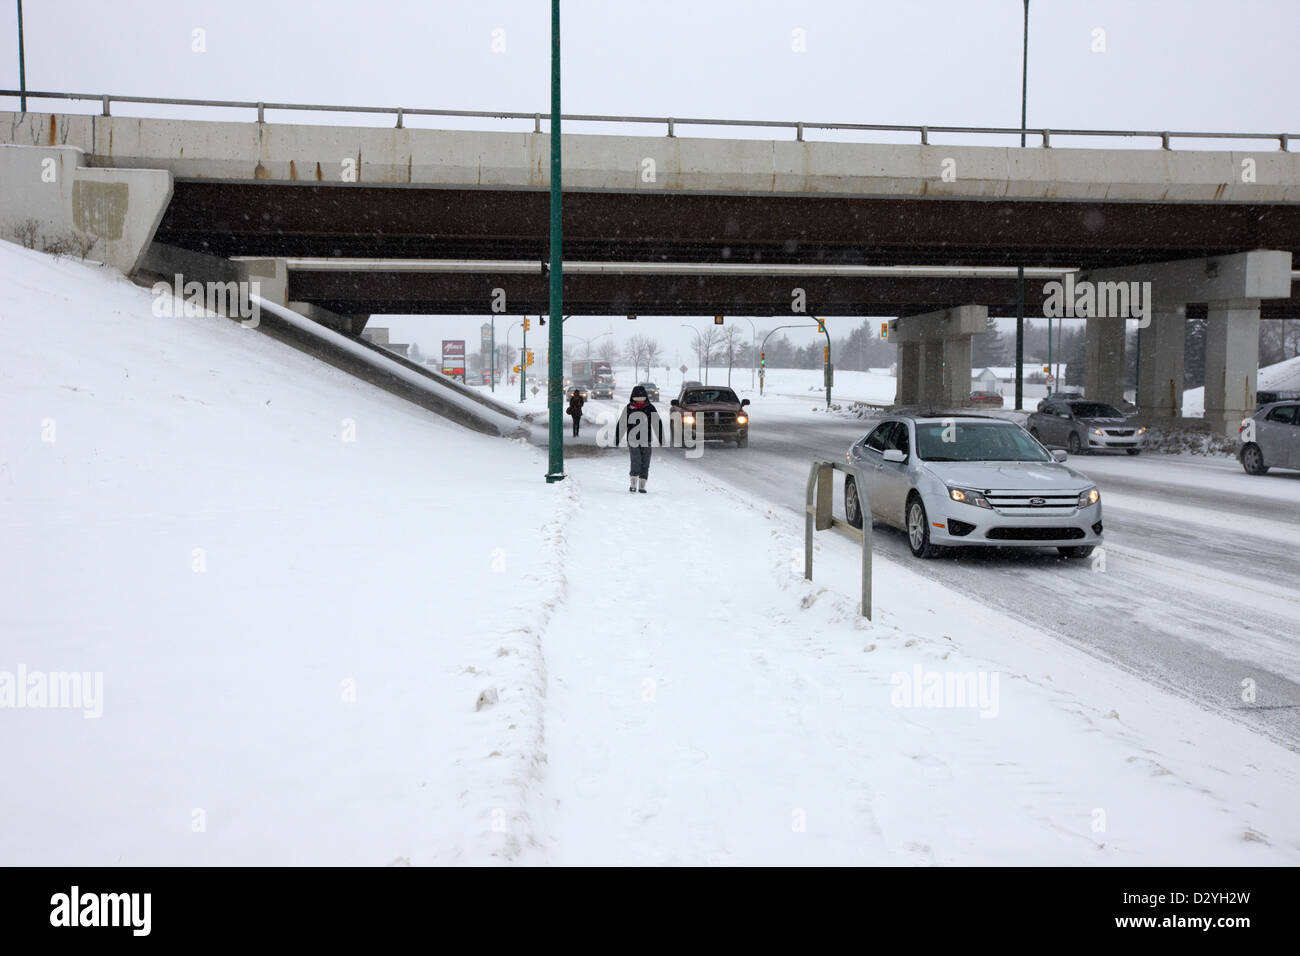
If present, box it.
[524,451,1300,865]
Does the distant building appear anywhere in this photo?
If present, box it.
[360,327,410,359]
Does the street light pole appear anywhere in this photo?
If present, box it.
[1013,0,1024,408]
[16,0,26,113]
[545,0,565,482]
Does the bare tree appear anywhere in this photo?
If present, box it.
[720,326,744,386]
[597,338,619,364]
[643,337,664,382]
[623,334,649,379]
[693,327,722,383]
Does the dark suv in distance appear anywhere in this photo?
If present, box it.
[670,385,750,447]
[636,382,661,402]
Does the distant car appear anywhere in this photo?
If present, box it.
[1239,401,1300,475]
[569,386,588,401]
[636,382,661,402]
[969,389,1003,407]
[591,383,615,399]
[1256,390,1300,407]
[682,380,704,389]
[1035,389,1083,411]
[1027,399,1147,455]
[844,415,1101,559]
[670,385,750,447]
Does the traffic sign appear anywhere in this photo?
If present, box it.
[679,364,688,374]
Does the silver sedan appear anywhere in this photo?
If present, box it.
[844,415,1103,559]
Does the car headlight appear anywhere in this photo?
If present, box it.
[1137,426,1147,434]
[1093,428,1105,436]
[736,415,748,424]
[682,414,695,424]
[1078,487,1100,507]
[949,487,991,509]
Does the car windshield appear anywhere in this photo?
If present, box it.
[1068,402,1124,418]
[915,421,1051,462]
[683,389,738,404]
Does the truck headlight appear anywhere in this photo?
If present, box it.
[736,415,748,425]
[1078,487,1100,507]
[949,487,991,509]
[682,415,695,425]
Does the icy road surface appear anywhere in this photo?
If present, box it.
[653,397,1300,750]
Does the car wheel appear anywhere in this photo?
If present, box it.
[1241,443,1269,475]
[1058,545,1095,559]
[845,477,863,529]
[1125,448,1141,456]
[906,494,942,559]
[1067,432,1082,455]
[736,433,748,448]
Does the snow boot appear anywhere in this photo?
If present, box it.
[637,478,647,493]
[629,477,637,493]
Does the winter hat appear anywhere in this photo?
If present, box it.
[630,385,648,400]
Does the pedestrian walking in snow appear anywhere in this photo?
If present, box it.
[614,384,665,493]
[567,389,586,437]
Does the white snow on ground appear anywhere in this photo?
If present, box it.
[4,243,1300,864]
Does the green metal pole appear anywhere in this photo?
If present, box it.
[17,0,26,113]
[545,0,565,482]
[520,319,527,402]
[820,319,832,408]
[1014,0,1029,411]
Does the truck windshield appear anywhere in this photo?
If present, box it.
[916,422,1051,462]
[683,389,738,404]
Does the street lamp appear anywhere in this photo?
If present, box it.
[680,324,705,382]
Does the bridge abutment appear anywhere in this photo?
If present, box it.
[891,305,986,409]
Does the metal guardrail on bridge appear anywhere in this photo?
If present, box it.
[805,459,872,620]
[0,89,1293,150]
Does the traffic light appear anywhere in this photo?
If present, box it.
[524,318,531,332]
[880,322,889,339]
[627,314,637,321]
[1043,365,1051,373]
[512,365,521,373]
[816,317,826,333]
[760,351,766,368]
[714,315,724,325]
[527,350,535,366]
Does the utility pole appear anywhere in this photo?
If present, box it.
[16,0,27,113]
[545,0,565,482]
[1014,0,1029,411]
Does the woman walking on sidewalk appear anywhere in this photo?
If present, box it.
[615,384,665,493]
[567,389,586,437]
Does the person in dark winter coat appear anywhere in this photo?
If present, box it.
[614,384,665,493]
[567,389,586,437]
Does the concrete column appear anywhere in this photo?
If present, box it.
[239,258,289,307]
[942,334,973,407]
[896,342,920,405]
[1203,298,1261,436]
[1084,317,1126,406]
[891,305,985,409]
[1137,309,1185,419]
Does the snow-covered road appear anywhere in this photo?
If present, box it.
[665,398,1300,749]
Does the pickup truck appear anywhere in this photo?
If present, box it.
[670,385,750,447]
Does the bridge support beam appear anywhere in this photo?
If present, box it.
[1136,310,1186,419]
[287,302,369,336]
[890,305,986,409]
[1083,317,1127,407]
[1203,298,1262,435]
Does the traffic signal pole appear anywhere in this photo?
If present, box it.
[544,0,566,482]
[520,318,527,403]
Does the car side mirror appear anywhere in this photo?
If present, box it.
[670,399,679,407]
[1051,449,1068,462]
[882,449,907,463]
[741,399,750,407]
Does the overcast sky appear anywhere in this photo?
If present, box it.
[3,0,1295,358]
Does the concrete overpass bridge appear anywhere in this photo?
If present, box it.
[3,90,1299,433]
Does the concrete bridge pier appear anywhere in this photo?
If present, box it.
[1083,317,1128,408]
[1203,298,1262,434]
[1136,309,1187,419]
[891,305,986,409]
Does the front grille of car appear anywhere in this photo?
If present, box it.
[1104,429,1135,437]
[986,527,1086,540]
[701,411,737,427]
[984,492,1079,516]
